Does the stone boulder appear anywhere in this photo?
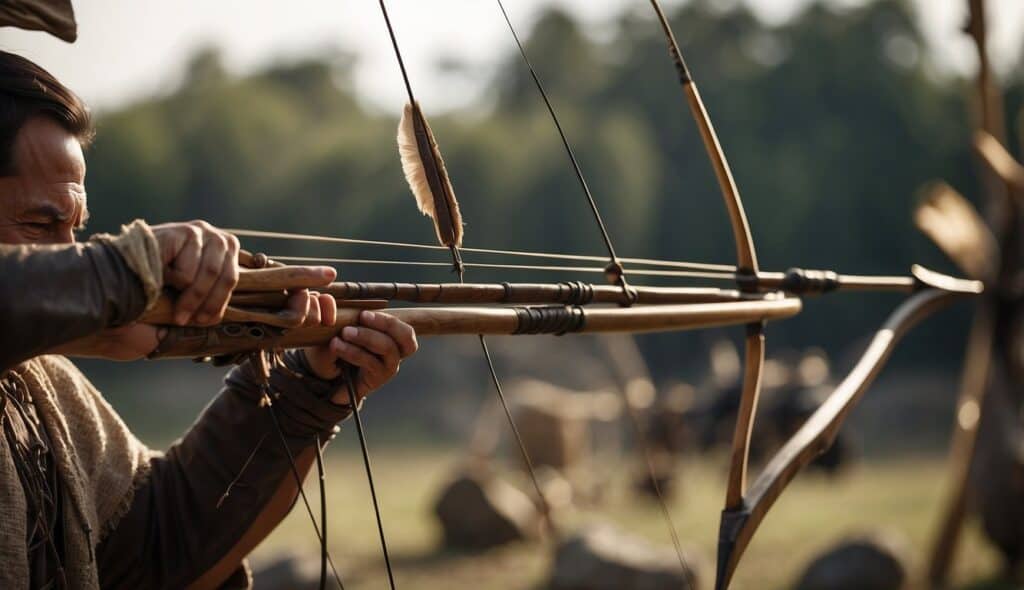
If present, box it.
[434,468,540,550]
[251,552,323,590]
[548,523,703,590]
[794,531,910,590]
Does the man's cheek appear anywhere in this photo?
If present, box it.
[0,224,34,245]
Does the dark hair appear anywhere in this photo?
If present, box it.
[0,50,93,175]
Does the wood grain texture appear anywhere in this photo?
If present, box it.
[226,282,757,307]
[148,298,802,359]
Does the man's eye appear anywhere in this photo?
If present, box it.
[22,222,51,234]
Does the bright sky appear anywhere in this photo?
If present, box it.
[1,0,1022,114]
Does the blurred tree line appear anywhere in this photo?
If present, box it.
[82,0,1022,383]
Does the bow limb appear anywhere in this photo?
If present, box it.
[645,0,766,555]
[671,49,767,517]
[646,0,758,273]
[715,288,970,589]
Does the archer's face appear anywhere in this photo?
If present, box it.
[0,116,88,245]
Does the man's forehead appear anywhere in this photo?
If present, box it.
[0,176,88,222]
[12,117,86,179]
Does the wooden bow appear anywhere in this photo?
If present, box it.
[643,2,982,588]
[103,3,985,588]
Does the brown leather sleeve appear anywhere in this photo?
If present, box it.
[0,240,149,373]
[96,350,351,590]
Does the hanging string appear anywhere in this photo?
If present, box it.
[314,434,329,590]
[622,394,692,583]
[262,380,346,590]
[344,370,397,590]
[496,1,694,585]
[225,228,737,273]
[217,432,269,509]
[213,355,344,590]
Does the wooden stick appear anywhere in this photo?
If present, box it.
[222,266,977,311]
[974,130,1024,194]
[148,298,802,359]
[229,282,755,308]
[965,0,1006,144]
[925,6,1011,585]
[235,266,337,292]
[927,300,996,586]
[140,295,305,328]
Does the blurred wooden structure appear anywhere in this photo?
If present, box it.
[922,0,1024,584]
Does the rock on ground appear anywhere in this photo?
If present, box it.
[795,531,910,590]
[433,468,540,550]
[548,523,703,590]
[251,552,323,590]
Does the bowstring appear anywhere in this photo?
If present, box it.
[377,0,560,542]
[495,1,694,586]
[492,2,621,269]
[225,228,738,273]
[265,255,737,281]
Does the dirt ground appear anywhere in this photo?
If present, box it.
[250,447,1011,590]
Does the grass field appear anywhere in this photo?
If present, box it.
[249,446,1013,590]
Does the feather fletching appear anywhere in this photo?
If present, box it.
[398,102,464,247]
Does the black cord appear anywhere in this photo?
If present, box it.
[263,384,346,590]
[345,371,397,590]
[478,335,558,534]
[315,434,329,590]
[494,0,622,269]
[495,2,694,585]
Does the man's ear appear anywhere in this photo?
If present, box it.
[0,0,77,43]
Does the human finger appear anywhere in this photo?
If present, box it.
[194,234,241,325]
[304,291,322,327]
[357,310,418,358]
[319,293,337,327]
[331,337,386,379]
[340,325,400,374]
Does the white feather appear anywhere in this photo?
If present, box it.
[397,102,463,246]
[398,103,435,219]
